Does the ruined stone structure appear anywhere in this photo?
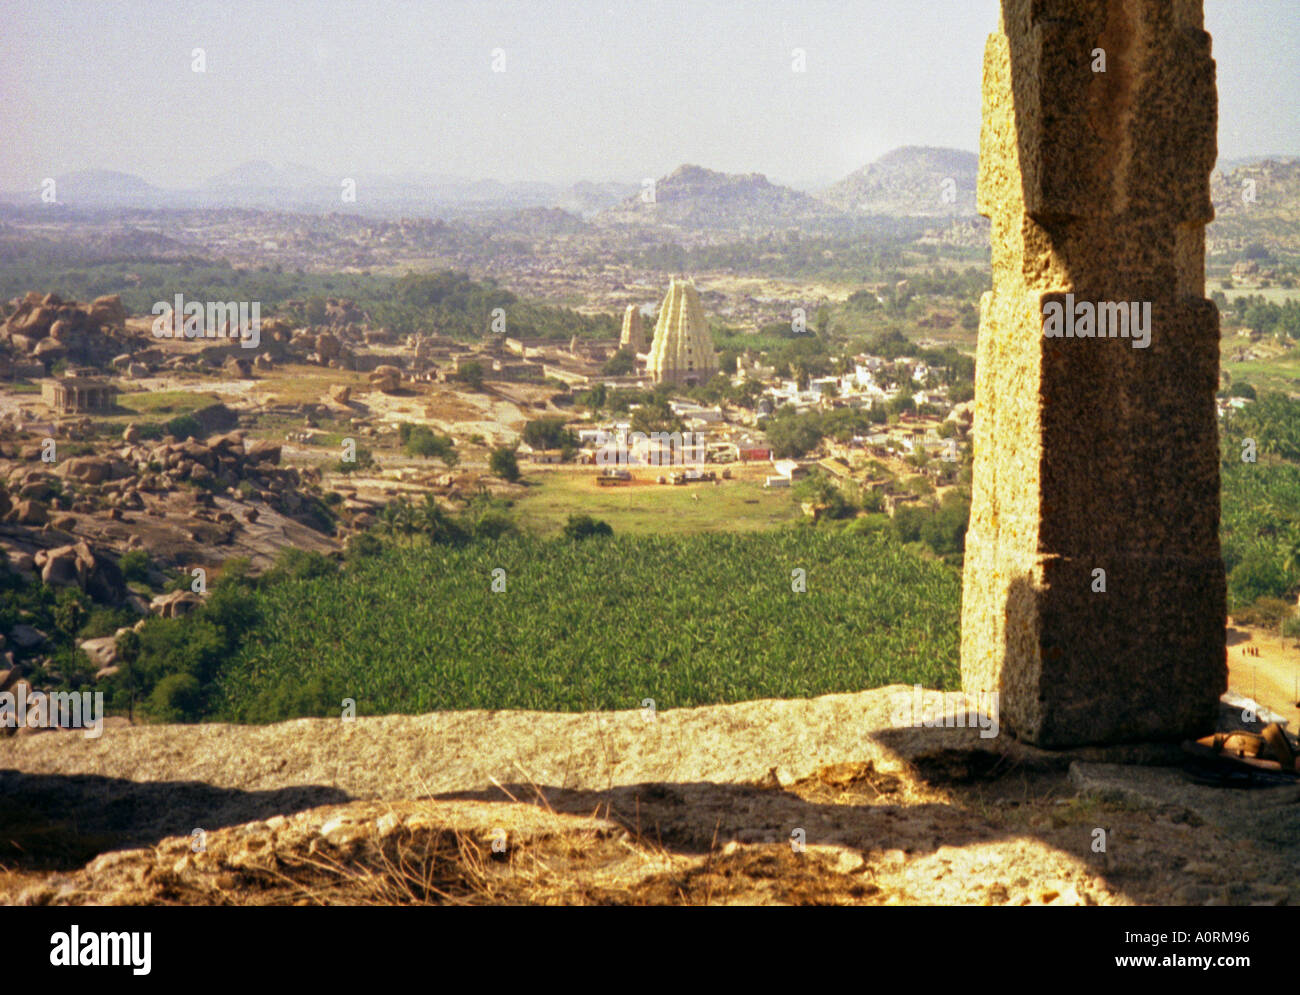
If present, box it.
[960,0,1225,746]
[42,376,117,414]
[619,304,645,354]
[647,279,717,386]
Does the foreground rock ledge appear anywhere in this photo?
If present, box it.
[961,0,1226,746]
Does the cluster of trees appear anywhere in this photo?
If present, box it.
[762,405,879,458]
[1218,295,1300,339]
[795,471,971,565]
[522,417,578,456]
[888,489,971,562]
[1219,392,1300,617]
[399,423,458,464]
[0,258,616,347]
[760,400,955,459]
[368,270,619,340]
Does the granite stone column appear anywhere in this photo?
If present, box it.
[960,0,1226,746]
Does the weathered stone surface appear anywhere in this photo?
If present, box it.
[647,279,717,386]
[961,0,1225,746]
[244,439,281,465]
[79,636,120,670]
[11,499,48,526]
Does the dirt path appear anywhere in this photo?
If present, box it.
[1226,623,1300,728]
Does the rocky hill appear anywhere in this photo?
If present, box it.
[0,291,131,372]
[1209,158,1300,256]
[819,146,978,217]
[600,164,844,232]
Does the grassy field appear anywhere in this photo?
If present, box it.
[212,531,961,721]
[1221,285,1300,305]
[1221,344,1300,395]
[512,467,802,536]
[115,388,222,416]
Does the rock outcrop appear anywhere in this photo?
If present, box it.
[0,292,130,370]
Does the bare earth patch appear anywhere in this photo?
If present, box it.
[2,686,1296,905]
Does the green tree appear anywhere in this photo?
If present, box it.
[400,424,458,466]
[522,418,576,451]
[490,446,521,482]
[602,349,635,376]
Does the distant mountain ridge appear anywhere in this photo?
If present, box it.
[10,148,1296,247]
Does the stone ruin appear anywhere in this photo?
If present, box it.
[961,0,1225,746]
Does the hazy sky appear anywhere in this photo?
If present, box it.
[1,0,1296,191]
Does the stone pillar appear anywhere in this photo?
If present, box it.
[961,0,1225,746]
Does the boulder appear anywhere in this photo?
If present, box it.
[208,431,245,454]
[245,440,281,465]
[9,624,48,649]
[14,305,56,338]
[12,499,48,525]
[79,636,119,670]
[127,362,150,378]
[328,384,351,405]
[89,294,128,327]
[18,479,54,500]
[122,423,140,444]
[149,590,204,618]
[369,366,402,393]
[62,456,113,485]
[5,550,34,575]
[316,332,341,361]
[35,541,124,602]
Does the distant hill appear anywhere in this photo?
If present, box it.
[1209,158,1300,257]
[600,164,841,231]
[38,170,162,207]
[819,146,978,217]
